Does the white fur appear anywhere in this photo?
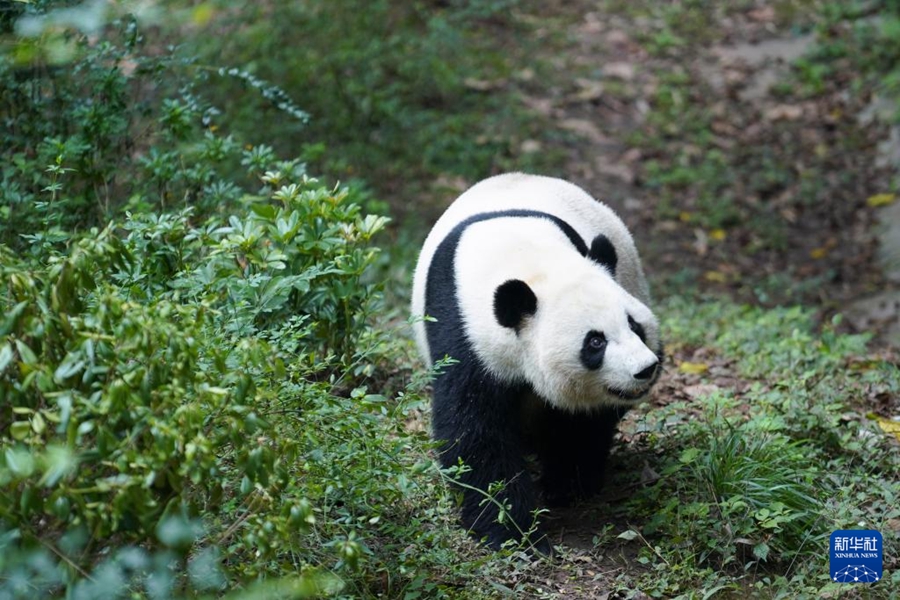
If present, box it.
[411,173,659,410]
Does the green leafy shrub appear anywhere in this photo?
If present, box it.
[0,137,501,596]
[0,2,309,249]
[0,154,401,591]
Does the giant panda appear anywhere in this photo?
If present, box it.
[411,173,663,553]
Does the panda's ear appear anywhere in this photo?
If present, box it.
[494,279,537,330]
[588,234,617,276]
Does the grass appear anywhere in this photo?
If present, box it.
[591,299,900,598]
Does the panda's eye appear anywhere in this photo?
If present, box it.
[628,315,647,343]
[581,331,607,370]
[586,332,606,351]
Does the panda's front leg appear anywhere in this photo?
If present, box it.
[431,369,551,554]
[534,405,628,506]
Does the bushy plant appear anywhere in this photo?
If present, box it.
[1,149,409,590]
[0,1,310,249]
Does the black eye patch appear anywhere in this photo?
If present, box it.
[628,315,646,343]
[580,330,607,370]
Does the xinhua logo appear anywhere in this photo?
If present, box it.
[830,530,883,583]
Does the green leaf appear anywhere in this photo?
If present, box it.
[156,513,204,549]
[14,340,37,366]
[0,301,28,337]
[679,447,701,464]
[753,542,770,561]
[250,203,278,219]
[10,421,31,441]
[39,445,77,488]
[54,353,85,382]
[188,547,226,591]
[31,412,46,434]
[617,529,639,541]
[5,447,36,478]
[0,343,14,374]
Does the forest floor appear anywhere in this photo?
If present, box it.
[522,1,899,339]
[433,2,900,597]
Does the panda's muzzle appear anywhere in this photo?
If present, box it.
[609,352,663,401]
[633,361,658,381]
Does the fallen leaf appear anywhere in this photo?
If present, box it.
[684,383,720,398]
[606,29,630,46]
[867,193,896,207]
[810,247,829,259]
[765,104,803,121]
[604,61,635,81]
[679,361,709,375]
[559,118,608,143]
[463,77,505,91]
[748,6,775,22]
[595,160,635,183]
[710,228,727,241]
[515,68,535,82]
[694,229,709,256]
[704,271,728,283]
[521,95,555,116]
[569,78,604,103]
[875,417,900,442]
[520,139,542,154]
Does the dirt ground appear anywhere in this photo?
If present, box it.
[514,1,900,344]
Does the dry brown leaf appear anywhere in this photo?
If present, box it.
[604,61,635,81]
[765,104,803,121]
[559,118,608,143]
[748,6,776,22]
[569,78,605,103]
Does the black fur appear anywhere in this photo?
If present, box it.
[424,210,624,553]
[588,234,618,276]
[580,330,607,370]
[494,279,537,330]
[529,404,629,508]
[628,314,646,343]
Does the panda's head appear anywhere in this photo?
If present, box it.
[492,266,662,412]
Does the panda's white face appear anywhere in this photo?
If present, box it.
[516,273,662,412]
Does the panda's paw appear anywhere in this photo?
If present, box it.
[541,470,603,507]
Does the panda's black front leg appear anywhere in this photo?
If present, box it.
[534,405,628,506]
[431,368,550,553]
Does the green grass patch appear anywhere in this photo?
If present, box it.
[601,299,900,598]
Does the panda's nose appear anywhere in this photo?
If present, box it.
[633,360,659,381]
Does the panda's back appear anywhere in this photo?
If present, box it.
[411,173,650,364]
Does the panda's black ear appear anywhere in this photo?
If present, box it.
[494,279,537,330]
[588,234,617,276]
